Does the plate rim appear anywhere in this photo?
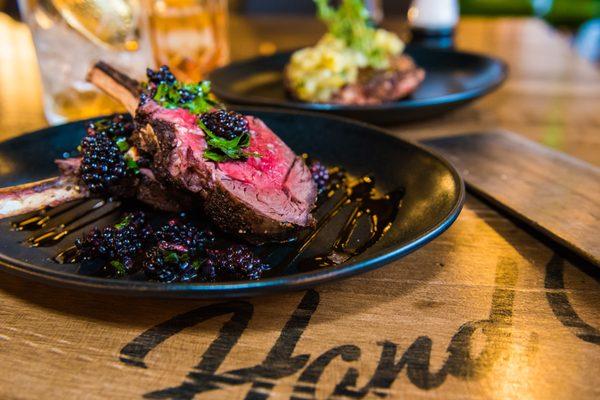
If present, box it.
[208,47,509,112]
[0,107,465,298]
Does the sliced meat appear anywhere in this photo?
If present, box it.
[331,55,425,105]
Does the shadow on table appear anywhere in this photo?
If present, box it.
[468,195,600,345]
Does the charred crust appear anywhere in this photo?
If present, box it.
[136,174,195,212]
[204,181,302,244]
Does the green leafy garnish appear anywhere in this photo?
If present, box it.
[114,215,132,230]
[115,137,130,152]
[125,157,140,174]
[164,251,190,264]
[198,120,260,162]
[164,251,180,264]
[152,81,217,115]
[314,0,387,67]
[110,260,126,275]
[192,259,202,270]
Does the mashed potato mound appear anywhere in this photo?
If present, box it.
[286,30,404,102]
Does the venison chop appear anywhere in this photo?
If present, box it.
[89,62,317,242]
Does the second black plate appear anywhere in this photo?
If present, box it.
[209,46,508,124]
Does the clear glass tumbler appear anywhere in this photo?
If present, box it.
[18,0,155,124]
[146,0,229,82]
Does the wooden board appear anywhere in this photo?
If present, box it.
[1,197,599,400]
[425,131,600,266]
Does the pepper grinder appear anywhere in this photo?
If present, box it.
[408,0,459,48]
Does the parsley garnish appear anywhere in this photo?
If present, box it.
[164,251,191,264]
[110,260,126,275]
[115,137,130,152]
[314,0,387,67]
[152,81,217,115]
[125,157,140,174]
[192,259,202,270]
[114,215,132,230]
[198,120,259,162]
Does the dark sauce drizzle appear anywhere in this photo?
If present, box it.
[9,166,404,275]
[282,175,404,272]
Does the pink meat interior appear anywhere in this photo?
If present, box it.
[148,103,315,226]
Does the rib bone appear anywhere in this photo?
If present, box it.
[0,177,87,218]
[86,61,141,115]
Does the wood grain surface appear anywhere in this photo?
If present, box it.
[426,131,600,266]
[0,13,599,400]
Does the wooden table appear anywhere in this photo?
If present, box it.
[1,14,599,400]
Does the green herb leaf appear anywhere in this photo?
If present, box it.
[314,0,387,67]
[203,149,228,162]
[164,251,180,264]
[110,260,126,275]
[199,121,259,162]
[115,137,130,152]
[114,215,132,230]
[192,259,203,270]
[152,81,216,115]
[124,157,140,175]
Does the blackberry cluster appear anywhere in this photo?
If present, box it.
[143,219,214,282]
[146,65,176,86]
[80,133,127,194]
[76,215,270,283]
[309,161,330,193]
[79,115,134,194]
[178,88,197,104]
[308,160,345,193]
[75,212,152,275]
[201,245,269,282]
[87,114,134,139]
[145,65,201,106]
[154,220,215,255]
[200,110,249,140]
[144,247,199,283]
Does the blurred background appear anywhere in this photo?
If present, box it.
[0,0,597,124]
[2,0,598,26]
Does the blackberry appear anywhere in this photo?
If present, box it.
[87,115,134,140]
[80,132,127,194]
[146,65,176,86]
[177,88,197,104]
[139,92,151,105]
[144,247,200,283]
[75,212,152,275]
[200,110,249,140]
[309,161,330,193]
[201,245,269,282]
[155,220,215,255]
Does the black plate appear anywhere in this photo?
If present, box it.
[0,108,464,298]
[209,46,508,124]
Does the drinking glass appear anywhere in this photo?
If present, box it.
[18,0,155,125]
[146,0,229,82]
